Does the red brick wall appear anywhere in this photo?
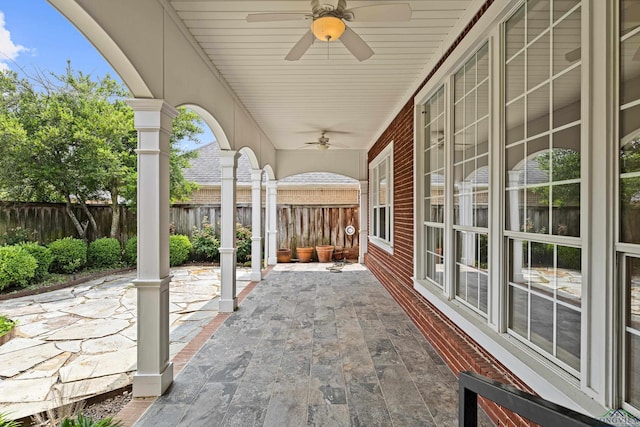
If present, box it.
[365,0,540,425]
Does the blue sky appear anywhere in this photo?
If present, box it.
[0,0,211,151]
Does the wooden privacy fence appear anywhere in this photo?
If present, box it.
[170,204,257,237]
[277,206,359,250]
[0,202,136,244]
[0,202,360,249]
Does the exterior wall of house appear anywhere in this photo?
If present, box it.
[365,64,535,427]
[365,0,630,424]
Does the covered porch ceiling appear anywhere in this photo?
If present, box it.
[168,0,480,151]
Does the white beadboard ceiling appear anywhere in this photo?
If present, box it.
[169,0,479,150]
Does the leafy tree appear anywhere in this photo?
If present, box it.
[0,65,203,239]
[531,148,581,208]
[0,67,126,238]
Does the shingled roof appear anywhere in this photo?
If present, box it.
[182,143,253,184]
[183,143,358,186]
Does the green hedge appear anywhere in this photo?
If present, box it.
[124,237,137,267]
[169,235,192,267]
[48,237,87,273]
[88,238,122,268]
[0,246,37,290]
[191,217,220,261]
[18,243,53,281]
[235,223,252,264]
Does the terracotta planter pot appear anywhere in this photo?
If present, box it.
[333,246,344,261]
[297,247,313,263]
[277,248,292,263]
[315,245,334,263]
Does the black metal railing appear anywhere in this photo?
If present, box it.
[458,371,614,426]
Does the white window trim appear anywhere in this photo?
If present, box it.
[369,142,394,254]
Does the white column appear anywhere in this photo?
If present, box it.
[458,181,475,266]
[263,189,269,268]
[266,180,278,265]
[127,99,178,398]
[250,169,262,281]
[359,180,368,263]
[219,151,239,312]
[508,171,524,283]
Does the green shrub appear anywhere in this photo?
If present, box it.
[0,246,37,290]
[0,226,36,246]
[191,217,220,261]
[88,238,122,268]
[18,243,53,281]
[557,245,581,270]
[0,316,15,338]
[169,235,192,267]
[124,237,137,266]
[61,413,123,427]
[236,223,252,264]
[48,238,87,273]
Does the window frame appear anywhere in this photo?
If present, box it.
[369,142,394,254]
[617,0,640,417]
[452,42,492,317]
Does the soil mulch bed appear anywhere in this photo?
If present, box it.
[0,267,135,301]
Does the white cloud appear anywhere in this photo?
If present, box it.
[0,11,26,71]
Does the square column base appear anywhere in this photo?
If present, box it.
[133,362,173,397]
[219,298,238,313]
[250,272,262,282]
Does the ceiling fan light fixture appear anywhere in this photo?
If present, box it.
[311,16,345,41]
[317,143,330,150]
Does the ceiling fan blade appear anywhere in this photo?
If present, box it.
[246,13,308,23]
[285,30,315,61]
[340,26,374,61]
[346,4,412,22]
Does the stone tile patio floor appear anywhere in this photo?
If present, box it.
[128,263,494,427]
[0,266,252,420]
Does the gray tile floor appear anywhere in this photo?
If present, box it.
[134,269,494,427]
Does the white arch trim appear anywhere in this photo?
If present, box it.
[184,104,231,150]
[238,147,260,170]
[262,164,276,181]
[47,0,152,98]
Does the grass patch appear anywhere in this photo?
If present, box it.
[0,316,15,337]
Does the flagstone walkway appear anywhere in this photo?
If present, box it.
[0,266,251,420]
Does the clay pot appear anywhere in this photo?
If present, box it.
[297,247,313,263]
[333,246,344,261]
[277,248,292,263]
[315,245,334,263]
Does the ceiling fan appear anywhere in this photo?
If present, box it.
[304,131,339,150]
[246,0,412,62]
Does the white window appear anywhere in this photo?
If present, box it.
[453,43,490,315]
[370,142,393,253]
[422,86,446,287]
[504,0,582,374]
[619,0,640,415]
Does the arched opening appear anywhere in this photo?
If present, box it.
[273,172,360,263]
